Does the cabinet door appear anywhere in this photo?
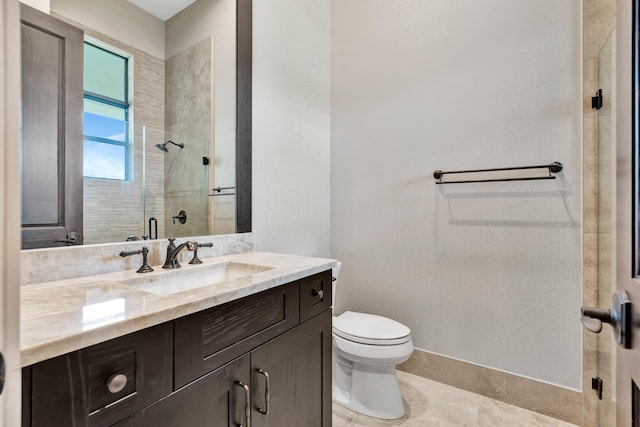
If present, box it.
[20,4,83,249]
[251,309,332,427]
[114,355,251,427]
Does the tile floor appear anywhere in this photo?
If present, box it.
[332,371,579,427]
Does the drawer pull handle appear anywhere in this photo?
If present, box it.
[107,374,128,394]
[236,381,251,427]
[312,289,324,299]
[256,369,270,415]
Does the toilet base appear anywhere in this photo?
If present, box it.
[333,355,406,419]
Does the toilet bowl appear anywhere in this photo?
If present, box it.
[331,263,413,419]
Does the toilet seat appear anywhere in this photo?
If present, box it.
[333,311,411,345]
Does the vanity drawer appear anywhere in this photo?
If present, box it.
[299,269,332,322]
[25,322,173,427]
[174,281,299,388]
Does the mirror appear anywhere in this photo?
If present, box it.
[20,0,251,249]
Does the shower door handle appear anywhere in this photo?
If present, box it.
[581,290,632,349]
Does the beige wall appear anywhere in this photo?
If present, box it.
[252,0,331,257]
[50,0,164,60]
[19,0,49,13]
[331,0,582,390]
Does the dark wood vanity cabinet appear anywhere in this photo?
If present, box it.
[22,323,173,427]
[115,311,332,427]
[22,270,333,427]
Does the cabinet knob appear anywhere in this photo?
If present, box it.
[107,374,128,394]
[312,289,324,299]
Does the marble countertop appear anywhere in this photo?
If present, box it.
[21,251,337,367]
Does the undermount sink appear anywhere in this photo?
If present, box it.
[119,262,273,296]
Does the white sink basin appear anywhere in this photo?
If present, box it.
[119,262,273,296]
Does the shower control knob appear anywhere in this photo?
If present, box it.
[581,290,632,349]
[172,210,187,225]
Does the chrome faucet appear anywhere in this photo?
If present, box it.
[162,238,195,269]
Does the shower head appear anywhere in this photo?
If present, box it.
[155,140,184,152]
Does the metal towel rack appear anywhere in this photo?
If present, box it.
[209,186,236,196]
[433,162,563,184]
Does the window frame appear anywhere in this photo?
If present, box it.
[82,41,131,181]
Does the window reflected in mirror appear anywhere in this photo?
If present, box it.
[83,42,130,181]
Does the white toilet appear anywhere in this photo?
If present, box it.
[331,262,414,419]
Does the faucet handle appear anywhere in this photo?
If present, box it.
[119,246,154,273]
[189,242,214,264]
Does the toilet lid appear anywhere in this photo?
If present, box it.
[333,311,411,345]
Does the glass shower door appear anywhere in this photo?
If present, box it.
[582,28,616,427]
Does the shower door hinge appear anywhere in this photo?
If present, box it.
[202,157,210,165]
[591,89,603,110]
[592,377,603,400]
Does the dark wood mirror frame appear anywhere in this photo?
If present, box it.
[634,0,639,274]
[236,0,252,233]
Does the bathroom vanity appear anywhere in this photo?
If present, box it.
[20,252,335,427]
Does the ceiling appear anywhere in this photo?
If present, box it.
[126,0,198,21]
